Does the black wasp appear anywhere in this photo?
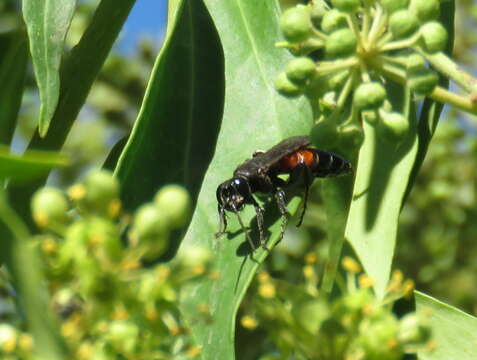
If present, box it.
[216,135,352,250]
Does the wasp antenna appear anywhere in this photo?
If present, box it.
[234,209,256,251]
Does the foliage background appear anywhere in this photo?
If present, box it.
[1,0,477,359]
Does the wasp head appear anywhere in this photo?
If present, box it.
[216,177,252,212]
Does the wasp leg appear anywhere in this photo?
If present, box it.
[289,163,313,227]
[215,204,228,238]
[233,209,256,251]
[274,188,289,245]
[249,196,269,251]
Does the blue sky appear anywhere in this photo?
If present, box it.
[118,0,168,53]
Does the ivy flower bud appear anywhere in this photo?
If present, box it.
[379,0,409,13]
[389,10,419,39]
[285,57,317,85]
[378,111,409,142]
[338,124,364,150]
[410,0,440,22]
[280,6,312,43]
[310,0,327,27]
[406,53,425,71]
[130,204,169,258]
[71,169,120,217]
[32,187,70,229]
[397,314,432,345]
[275,72,303,97]
[353,82,387,111]
[154,184,191,228]
[106,321,139,354]
[420,21,448,53]
[311,119,339,149]
[325,28,357,58]
[321,9,348,33]
[408,67,438,95]
[331,0,359,13]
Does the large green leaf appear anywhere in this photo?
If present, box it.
[0,31,28,145]
[114,0,223,214]
[0,146,68,183]
[416,291,477,360]
[402,0,454,205]
[22,0,77,137]
[178,0,312,358]
[345,85,418,299]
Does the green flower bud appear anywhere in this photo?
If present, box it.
[353,82,387,111]
[380,0,409,13]
[355,312,401,360]
[285,57,317,85]
[325,28,357,58]
[321,9,348,33]
[410,0,440,22]
[280,6,312,43]
[338,123,364,150]
[311,119,340,149]
[275,72,303,97]
[32,187,70,229]
[71,169,121,217]
[378,111,409,142]
[389,10,419,39]
[154,184,191,228]
[0,324,18,352]
[408,67,438,95]
[406,53,425,72]
[87,217,122,263]
[420,21,448,53]
[331,0,359,13]
[295,299,329,334]
[310,1,328,27]
[130,204,169,258]
[398,314,432,345]
[106,321,139,354]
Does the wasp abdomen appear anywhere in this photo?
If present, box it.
[277,149,316,173]
[315,150,351,177]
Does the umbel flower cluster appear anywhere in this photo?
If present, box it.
[241,257,433,359]
[275,0,474,150]
[0,170,211,359]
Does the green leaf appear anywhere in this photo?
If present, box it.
[22,0,77,137]
[402,0,454,204]
[0,146,68,183]
[114,0,223,213]
[0,31,28,145]
[178,0,312,357]
[345,84,418,299]
[416,291,477,360]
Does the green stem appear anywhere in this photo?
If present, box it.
[367,4,386,47]
[347,14,364,51]
[316,58,358,75]
[0,189,68,360]
[379,32,421,52]
[373,58,477,115]
[415,47,477,94]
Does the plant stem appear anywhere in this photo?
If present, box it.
[0,188,68,360]
[416,48,477,94]
[379,32,421,52]
[373,58,477,115]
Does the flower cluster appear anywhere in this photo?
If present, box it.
[241,256,432,359]
[275,0,474,150]
[0,169,209,359]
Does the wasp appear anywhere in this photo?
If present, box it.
[216,136,352,250]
